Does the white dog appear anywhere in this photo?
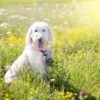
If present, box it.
[4,21,53,84]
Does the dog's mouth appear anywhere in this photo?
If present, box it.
[38,41,46,53]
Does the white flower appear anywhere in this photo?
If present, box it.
[50,78,55,82]
[0,22,9,27]
[6,31,12,34]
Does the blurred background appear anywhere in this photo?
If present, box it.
[0,0,100,34]
[0,0,100,100]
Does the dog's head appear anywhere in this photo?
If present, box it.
[26,21,53,51]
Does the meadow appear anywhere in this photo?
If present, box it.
[0,0,100,100]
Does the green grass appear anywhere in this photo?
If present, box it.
[0,0,100,100]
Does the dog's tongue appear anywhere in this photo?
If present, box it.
[38,41,43,48]
[38,41,45,52]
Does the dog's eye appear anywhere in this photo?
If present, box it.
[34,29,38,32]
[42,29,46,32]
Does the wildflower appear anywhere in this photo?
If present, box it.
[65,92,73,98]
[29,88,35,95]
[0,22,9,27]
[5,93,9,97]
[50,78,55,82]
[5,98,10,100]
[79,91,84,100]
[8,35,25,45]
[5,93,10,100]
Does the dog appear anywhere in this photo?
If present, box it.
[4,21,53,84]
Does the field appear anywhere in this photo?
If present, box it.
[0,0,100,100]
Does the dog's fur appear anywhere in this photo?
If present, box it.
[4,22,53,84]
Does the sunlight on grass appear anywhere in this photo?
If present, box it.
[0,0,100,100]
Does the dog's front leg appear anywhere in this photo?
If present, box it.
[4,53,28,84]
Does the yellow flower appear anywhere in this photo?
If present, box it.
[25,82,30,87]
[65,92,73,98]
[29,87,35,95]
[5,93,9,97]
[5,93,10,100]
[5,98,10,100]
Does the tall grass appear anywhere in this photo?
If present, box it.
[0,0,100,100]
[0,29,99,99]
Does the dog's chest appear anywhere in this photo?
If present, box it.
[26,47,45,71]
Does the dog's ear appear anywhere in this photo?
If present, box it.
[26,26,33,45]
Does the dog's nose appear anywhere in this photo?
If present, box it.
[38,38,42,42]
